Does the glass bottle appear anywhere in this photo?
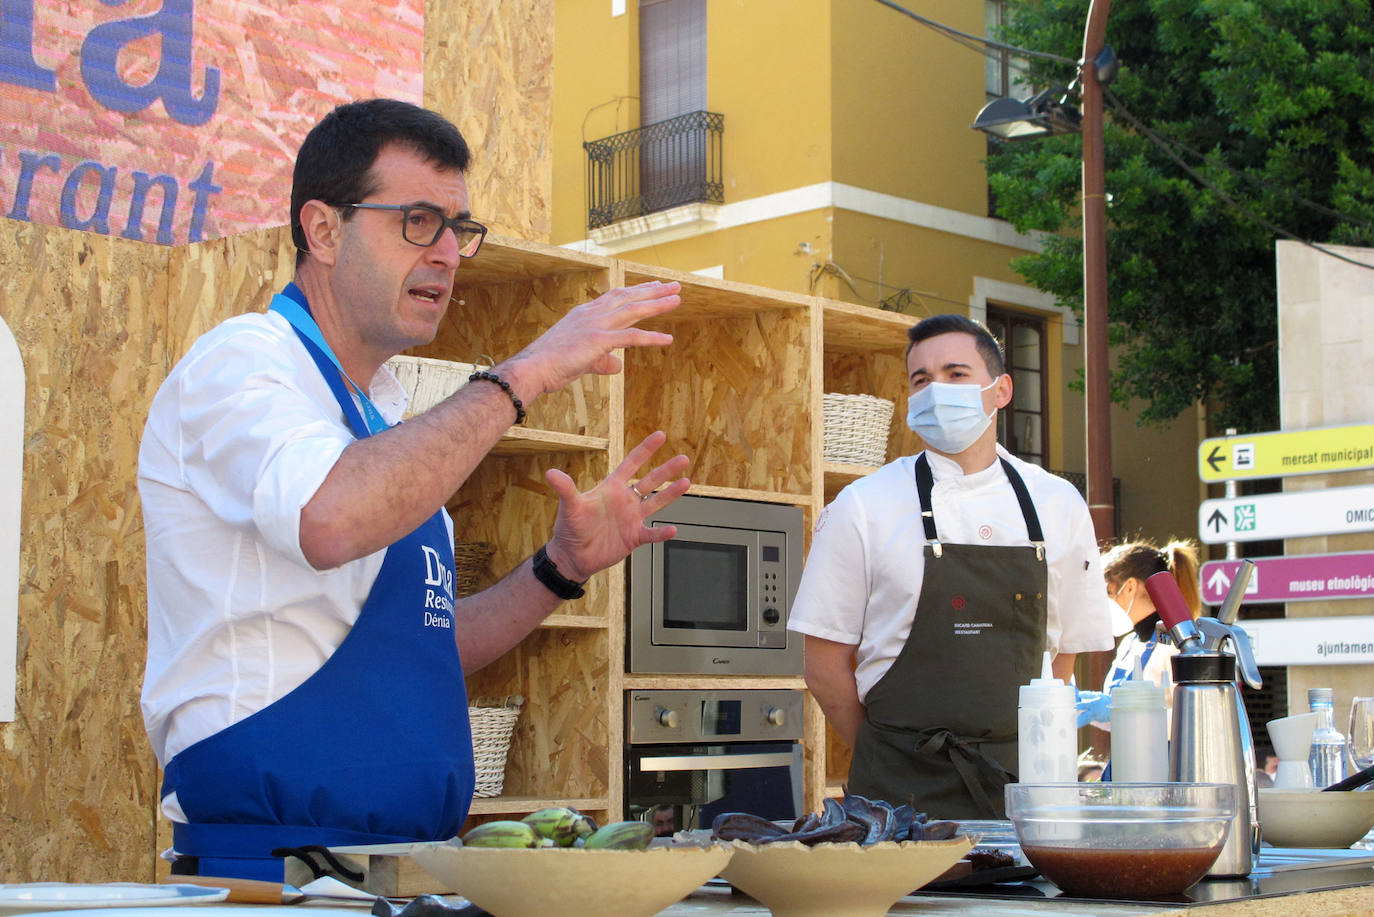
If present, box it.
[1308,688,1348,789]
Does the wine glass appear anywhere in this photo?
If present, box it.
[1347,697,1374,849]
[1349,697,1374,773]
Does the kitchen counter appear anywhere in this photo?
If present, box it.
[654,881,1374,916]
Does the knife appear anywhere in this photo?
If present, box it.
[159,875,306,904]
[1322,762,1374,793]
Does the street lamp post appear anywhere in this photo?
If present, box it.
[1081,0,1114,545]
[973,0,1115,545]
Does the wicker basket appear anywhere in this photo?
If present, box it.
[469,695,523,798]
[454,541,496,597]
[822,392,895,466]
[386,355,482,416]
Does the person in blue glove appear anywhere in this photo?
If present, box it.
[1095,539,1203,728]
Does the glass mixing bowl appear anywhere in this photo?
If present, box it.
[1006,782,1237,898]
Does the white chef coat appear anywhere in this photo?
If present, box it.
[788,446,1114,702]
[139,309,453,771]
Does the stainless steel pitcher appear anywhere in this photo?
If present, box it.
[1168,651,1260,877]
[1147,563,1261,879]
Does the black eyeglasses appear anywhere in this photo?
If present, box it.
[336,203,487,257]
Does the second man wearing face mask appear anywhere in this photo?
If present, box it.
[788,314,1114,818]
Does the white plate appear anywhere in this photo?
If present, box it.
[0,885,229,915]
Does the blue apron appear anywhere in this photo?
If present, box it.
[161,284,474,880]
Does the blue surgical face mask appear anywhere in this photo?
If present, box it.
[906,379,999,455]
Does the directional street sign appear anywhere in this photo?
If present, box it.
[1237,616,1374,666]
[1198,484,1374,544]
[1197,423,1374,482]
[1200,553,1374,605]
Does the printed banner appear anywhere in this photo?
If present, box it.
[0,0,424,245]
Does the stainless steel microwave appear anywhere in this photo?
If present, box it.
[628,495,803,676]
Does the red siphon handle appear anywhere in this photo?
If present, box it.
[1145,570,1194,630]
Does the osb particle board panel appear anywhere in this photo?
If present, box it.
[0,222,170,883]
[419,271,614,438]
[464,627,610,800]
[625,310,812,495]
[165,226,296,360]
[825,350,921,465]
[445,450,611,621]
[424,0,553,242]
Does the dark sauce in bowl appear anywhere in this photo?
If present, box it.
[1021,844,1221,898]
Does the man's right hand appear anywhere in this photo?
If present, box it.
[498,280,682,402]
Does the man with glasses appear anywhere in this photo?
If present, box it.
[138,99,690,880]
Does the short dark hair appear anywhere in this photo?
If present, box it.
[906,314,1006,378]
[290,99,472,259]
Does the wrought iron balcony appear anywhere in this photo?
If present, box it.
[584,110,724,230]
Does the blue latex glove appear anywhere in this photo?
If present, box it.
[1075,689,1112,728]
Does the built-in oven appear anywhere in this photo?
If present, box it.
[625,689,804,835]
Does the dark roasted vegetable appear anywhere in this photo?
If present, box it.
[821,796,847,827]
[890,804,917,842]
[759,818,868,846]
[711,811,789,842]
[922,819,959,841]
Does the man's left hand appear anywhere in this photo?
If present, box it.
[543,431,690,582]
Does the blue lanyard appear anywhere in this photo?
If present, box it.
[1107,634,1159,691]
[269,284,390,436]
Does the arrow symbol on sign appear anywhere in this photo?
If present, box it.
[1207,509,1227,533]
[1207,568,1232,599]
[1207,446,1225,473]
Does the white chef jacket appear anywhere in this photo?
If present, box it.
[139,309,453,771]
[787,446,1114,702]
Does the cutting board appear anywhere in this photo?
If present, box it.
[326,843,455,897]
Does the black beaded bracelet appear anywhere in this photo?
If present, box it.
[468,370,526,425]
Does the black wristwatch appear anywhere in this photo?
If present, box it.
[532,545,586,600]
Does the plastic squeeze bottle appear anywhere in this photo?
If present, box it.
[1018,652,1078,783]
[1109,658,1169,782]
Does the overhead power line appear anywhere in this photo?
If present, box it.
[1103,88,1374,271]
[868,0,1076,65]
[870,0,1374,271]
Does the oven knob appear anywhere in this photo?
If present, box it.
[762,606,781,625]
[655,706,680,729]
[766,706,786,727]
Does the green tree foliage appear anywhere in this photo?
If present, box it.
[988,0,1374,433]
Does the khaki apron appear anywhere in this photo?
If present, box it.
[847,453,1048,818]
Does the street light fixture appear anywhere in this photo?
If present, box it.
[972,87,1081,141]
[972,0,1117,545]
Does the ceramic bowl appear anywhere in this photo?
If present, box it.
[408,841,732,917]
[1259,788,1374,848]
[718,837,973,917]
[1006,782,1236,898]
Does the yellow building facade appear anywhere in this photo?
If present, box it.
[549,0,1204,543]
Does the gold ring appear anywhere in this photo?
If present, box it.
[630,483,648,500]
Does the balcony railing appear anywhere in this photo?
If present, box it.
[584,110,724,230]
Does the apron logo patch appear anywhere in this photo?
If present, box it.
[421,544,456,626]
[951,594,994,636]
[978,524,993,541]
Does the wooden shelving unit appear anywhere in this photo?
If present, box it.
[411,236,919,827]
